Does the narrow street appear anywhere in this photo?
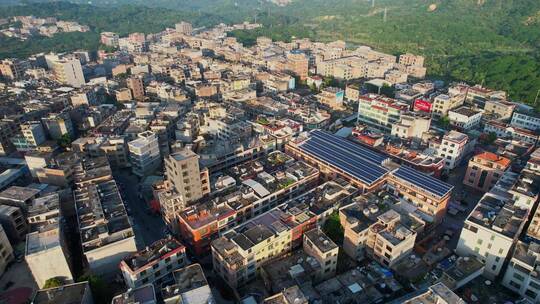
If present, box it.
[114,170,166,248]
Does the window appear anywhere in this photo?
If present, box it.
[525,289,538,299]
[509,280,521,289]
[513,273,525,281]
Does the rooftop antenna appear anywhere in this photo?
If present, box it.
[383,8,388,23]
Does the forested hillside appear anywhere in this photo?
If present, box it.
[0,0,539,105]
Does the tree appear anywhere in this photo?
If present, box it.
[323,212,344,245]
[43,277,63,289]
[439,115,451,129]
[57,133,72,148]
[78,274,114,304]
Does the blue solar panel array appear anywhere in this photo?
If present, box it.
[392,165,453,198]
[298,130,389,185]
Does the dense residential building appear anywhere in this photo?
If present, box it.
[357,94,409,130]
[41,111,76,140]
[402,282,466,304]
[0,225,13,277]
[120,237,187,288]
[390,112,431,140]
[431,94,465,117]
[456,193,528,279]
[161,263,215,304]
[25,193,74,288]
[463,151,511,192]
[0,58,30,80]
[340,199,418,267]
[448,106,483,130]
[74,179,137,276]
[436,130,469,170]
[127,76,145,100]
[164,149,210,203]
[31,281,94,304]
[0,204,28,243]
[51,57,86,87]
[12,121,47,151]
[484,99,516,120]
[511,109,540,132]
[179,152,319,255]
[502,241,540,303]
[100,31,119,47]
[111,284,157,304]
[128,131,162,177]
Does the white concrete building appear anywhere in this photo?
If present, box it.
[436,130,469,170]
[502,241,540,303]
[119,238,187,288]
[448,106,483,130]
[456,193,528,279]
[128,131,162,177]
[511,110,540,132]
[391,112,431,140]
[25,225,74,287]
[52,58,86,88]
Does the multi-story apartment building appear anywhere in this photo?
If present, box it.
[127,76,145,100]
[436,130,469,170]
[484,99,515,120]
[74,179,137,276]
[100,31,119,47]
[161,263,215,304]
[502,241,540,303]
[340,199,418,268]
[357,94,409,130]
[72,137,130,169]
[398,53,425,67]
[175,21,192,35]
[285,51,309,80]
[26,213,73,287]
[0,205,28,243]
[212,212,337,289]
[128,131,162,177]
[456,194,528,279]
[484,120,539,145]
[111,284,156,304]
[431,94,465,117]
[390,112,431,140]
[41,111,75,140]
[316,87,345,110]
[0,119,18,156]
[51,58,86,88]
[120,238,187,288]
[303,228,339,281]
[25,194,73,286]
[463,152,510,192]
[164,149,210,203]
[12,121,47,151]
[32,281,94,304]
[153,181,185,235]
[402,282,465,304]
[448,106,483,131]
[179,152,319,255]
[511,109,540,132]
[0,226,13,277]
[0,58,30,80]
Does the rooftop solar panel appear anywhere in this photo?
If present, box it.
[298,131,389,185]
[393,165,453,198]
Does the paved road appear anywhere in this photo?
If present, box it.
[438,162,483,251]
[114,170,166,248]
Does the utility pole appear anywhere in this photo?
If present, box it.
[372,0,375,8]
[534,89,540,107]
[383,7,387,22]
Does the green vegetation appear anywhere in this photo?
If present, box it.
[43,277,63,289]
[78,274,114,304]
[322,212,344,245]
[1,0,539,108]
[57,133,72,148]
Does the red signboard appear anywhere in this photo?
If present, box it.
[414,99,432,113]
